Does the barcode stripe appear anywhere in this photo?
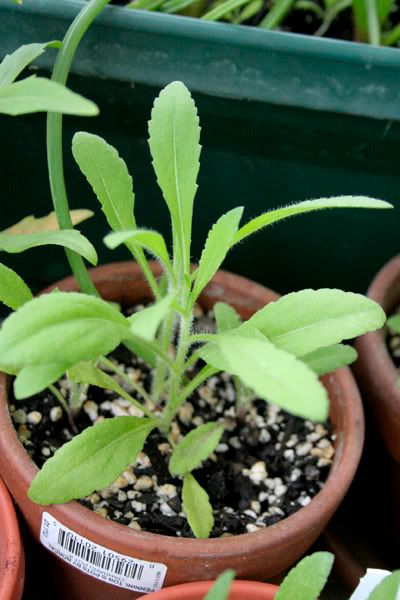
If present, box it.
[57,527,143,581]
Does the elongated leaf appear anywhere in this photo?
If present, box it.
[14,363,67,399]
[72,132,136,233]
[2,209,93,235]
[0,292,129,374]
[28,416,156,504]
[0,41,60,87]
[0,229,97,265]
[129,293,174,340]
[68,361,135,405]
[199,330,329,421]
[169,422,224,475]
[301,344,357,376]
[0,76,98,116]
[233,197,392,244]
[214,302,241,333]
[387,314,400,334]
[259,0,295,29]
[104,229,172,277]
[0,262,32,309]
[204,570,235,600]
[182,473,214,539]
[246,289,385,357]
[367,570,400,599]
[275,552,334,600]
[202,0,251,20]
[191,207,243,301]
[148,82,201,274]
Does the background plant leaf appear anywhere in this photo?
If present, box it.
[3,209,93,235]
[275,552,334,600]
[0,41,61,87]
[214,302,242,333]
[301,344,357,376]
[204,570,236,600]
[182,473,214,538]
[368,570,400,599]
[28,417,156,504]
[0,262,32,309]
[169,422,224,475]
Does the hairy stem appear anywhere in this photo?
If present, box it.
[100,356,154,417]
[152,311,175,400]
[175,365,219,408]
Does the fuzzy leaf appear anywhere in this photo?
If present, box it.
[0,263,32,309]
[204,570,236,600]
[234,197,392,244]
[3,209,93,235]
[214,302,241,333]
[104,229,172,277]
[148,81,201,273]
[368,571,400,599]
[0,76,98,116]
[128,293,175,340]
[68,361,134,405]
[199,330,329,421]
[301,344,357,376]
[191,207,243,301]
[275,552,334,600]
[246,289,386,357]
[0,229,97,265]
[0,292,129,374]
[72,133,136,234]
[182,473,214,539]
[14,363,67,399]
[0,41,60,87]
[28,417,156,504]
[169,422,224,475]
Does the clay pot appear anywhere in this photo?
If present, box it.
[0,477,25,600]
[142,580,278,599]
[0,262,364,600]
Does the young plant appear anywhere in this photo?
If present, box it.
[0,73,391,538]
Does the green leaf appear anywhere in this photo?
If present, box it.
[182,473,214,539]
[128,293,175,340]
[14,363,67,399]
[388,314,400,334]
[275,552,334,600]
[2,209,93,235]
[202,0,251,20]
[199,330,329,421]
[233,197,392,244]
[259,0,295,29]
[104,229,173,277]
[169,422,224,475]
[0,263,32,309]
[0,292,129,374]
[191,207,243,302]
[0,229,98,265]
[246,289,386,357]
[368,570,400,599]
[204,570,236,600]
[148,81,201,275]
[68,361,134,405]
[28,416,156,504]
[0,41,60,87]
[301,344,357,376]
[214,302,241,333]
[0,76,99,116]
[72,132,136,234]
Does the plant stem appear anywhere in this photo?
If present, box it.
[152,311,175,400]
[175,365,219,408]
[47,0,112,295]
[365,0,380,45]
[188,333,216,345]
[126,241,161,301]
[49,383,78,433]
[100,356,154,416]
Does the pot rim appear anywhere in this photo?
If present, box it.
[142,579,279,599]
[0,477,25,600]
[0,262,364,561]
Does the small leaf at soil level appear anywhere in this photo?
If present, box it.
[199,331,329,421]
[14,363,67,399]
[0,263,32,309]
[28,417,156,504]
[129,293,175,340]
[0,292,129,374]
[148,81,201,274]
[0,76,98,116]
[204,570,235,600]
[2,210,93,235]
[169,422,224,475]
[190,207,243,301]
[0,229,97,265]
[301,344,357,376]
[368,570,400,599]
[275,551,334,600]
[214,302,241,333]
[182,473,214,539]
[246,289,386,356]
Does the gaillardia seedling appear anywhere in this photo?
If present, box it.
[0,81,390,539]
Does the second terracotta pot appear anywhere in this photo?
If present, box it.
[0,477,25,600]
[0,262,364,599]
[142,580,279,599]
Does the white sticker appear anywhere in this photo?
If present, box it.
[40,512,167,594]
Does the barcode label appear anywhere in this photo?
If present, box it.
[40,512,167,593]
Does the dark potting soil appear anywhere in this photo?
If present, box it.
[10,305,335,539]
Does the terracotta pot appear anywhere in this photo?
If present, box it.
[0,477,25,600]
[142,579,278,599]
[0,262,364,599]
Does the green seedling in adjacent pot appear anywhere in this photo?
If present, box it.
[0,77,390,538]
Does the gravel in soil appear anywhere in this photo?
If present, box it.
[11,305,335,538]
